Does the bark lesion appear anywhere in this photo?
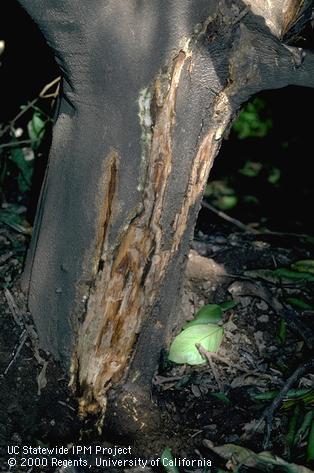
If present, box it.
[72,2,314,423]
[282,0,312,39]
[72,13,244,421]
[72,43,194,418]
[93,150,119,275]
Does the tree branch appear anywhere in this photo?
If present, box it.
[243,0,310,39]
[289,48,314,88]
[226,15,314,107]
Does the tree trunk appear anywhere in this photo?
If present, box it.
[16,0,314,440]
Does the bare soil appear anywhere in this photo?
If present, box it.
[0,221,313,472]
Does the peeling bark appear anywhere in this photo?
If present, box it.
[243,0,311,38]
[72,36,237,416]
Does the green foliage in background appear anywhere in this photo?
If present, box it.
[232,97,272,139]
[204,180,238,211]
[203,96,283,221]
[0,109,49,196]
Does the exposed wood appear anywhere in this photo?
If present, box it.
[243,0,311,38]
[72,37,234,416]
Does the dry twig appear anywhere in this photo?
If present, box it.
[202,201,257,233]
[228,280,314,349]
[197,344,223,391]
[0,76,60,139]
[4,289,49,394]
[243,358,314,448]
[2,329,27,375]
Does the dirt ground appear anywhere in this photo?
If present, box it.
[0,220,314,472]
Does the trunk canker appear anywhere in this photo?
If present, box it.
[72,39,232,418]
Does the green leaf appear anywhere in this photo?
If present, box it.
[239,160,262,177]
[268,167,281,184]
[204,441,313,472]
[174,375,191,390]
[10,146,33,192]
[169,325,223,365]
[217,195,237,210]
[305,236,314,246]
[294,410,313,448]
[286,404,301,448]
[184,304,222,328]
[161,448,180,473]
[27,112,46,149]
[273,268,314,282]
[251,390,279,402]
[245,268,282,282]
[251,389,314,404]
[0,209,30,234]
[278,319,287,344]
[307,418,314,462]
[220,300,238,311]
[283,390,314,409]
[210,392,231,405]
[243,194,259,204]
[285,298,314,311]
[291,260,314,275]
[232,98,272,139]
[245,268,314,284]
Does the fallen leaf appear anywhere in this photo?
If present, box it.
[291,260,314,275]
[169,325,223,365]
[203,440,313,472]
[37,361,48,396]
[184,304,222,329]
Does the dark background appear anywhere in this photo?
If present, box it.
[1,1,313,235]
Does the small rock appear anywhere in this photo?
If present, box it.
[225,434,240,443]
[232,333,241,343]
[257,314,269,323]
[253,240,270,249]
[256,300,268,311]
[224,320,238,332]
[239,296,251,308]
[214,235,227,244]
[254,331,266,355]
[191,384,201,398]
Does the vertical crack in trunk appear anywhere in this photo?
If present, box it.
[172,92,231,252]
[73,39,232,417]
[93,150,118,276]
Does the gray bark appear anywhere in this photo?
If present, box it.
[16,0,314,439]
